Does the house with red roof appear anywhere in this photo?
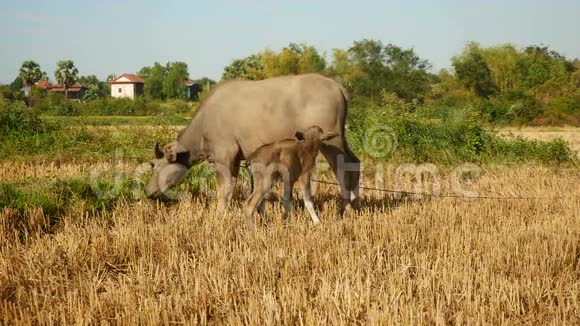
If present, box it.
[35,80,87,100]
[50,82,86,100]
[109,74,144,99]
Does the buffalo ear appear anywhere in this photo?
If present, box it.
[295,131,305,141]
[154,142,164,159]
[320,131,338,142]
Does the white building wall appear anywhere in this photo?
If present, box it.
[111,83,135,99]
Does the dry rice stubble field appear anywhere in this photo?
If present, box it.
[1,160,579,324]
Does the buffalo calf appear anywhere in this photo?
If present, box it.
[244,126,337,230]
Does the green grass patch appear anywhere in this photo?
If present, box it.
[0,176,146,232]
[35,96,197,117]
[43,115,190,126]
[0,123,179,162]
[0,163,223,231]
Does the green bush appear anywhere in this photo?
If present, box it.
[0,98,49,136]
[0,85,25,102]
[35,96,194,117]
[531,111,580,126]
[506,99,542,125]
[347,103,576,165]
[476,96,512,123]
[44,115,190,127]
[161,99,195,115]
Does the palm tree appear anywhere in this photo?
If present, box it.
[19,60,42,106]
[54,60,79,99]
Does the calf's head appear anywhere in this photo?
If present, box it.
[295,126,338,144]
[146,142,191,200]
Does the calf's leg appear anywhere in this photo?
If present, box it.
[300,175,320,225]
[282,181,294,221]
[257,198,268,224]
[244,176,272,230]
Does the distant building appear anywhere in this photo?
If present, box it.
[36,80,52,89]
[20,86,31,96]
[50,82,86,100]
[182,79,202,100]
[109,74,144,99]
[34,80,87,100]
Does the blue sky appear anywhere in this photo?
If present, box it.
[1,0,579,83]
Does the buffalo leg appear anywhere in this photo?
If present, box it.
[345,146,361,209]
[320,141,361,213]
[215,160,238,211]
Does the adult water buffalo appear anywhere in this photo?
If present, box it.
[146,74,360,211]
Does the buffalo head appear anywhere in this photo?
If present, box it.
[146,142,191,200]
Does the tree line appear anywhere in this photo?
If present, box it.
[2,38,579,125]
[3,60,216,103]
[220,40,436,102]
[5,60,112,103]
[220,40,579,125]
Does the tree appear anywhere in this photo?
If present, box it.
[79,75,108,99]
[196,77,216,88]
[19,61,42,88]
[382,44,432,100]
[222,44,326,81]
[518,46,572,100]
[329,49,359,86]
[297,44,326,73]
[54,60,79,99]
[82,84,100,101]
[9,77,24,93]
[222,54,264,80]
[345,39,389,100]
[452,43,496,98]
[196,77,216,93]
[479,44,522,93]
[571,60,580,89]
[138,61,191,99]
[261,43,326,78]
[139,63,166,99]
[330,39,432,102]
[261,48,298,77]
[163,62,189,99]
[19,61,42,106]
